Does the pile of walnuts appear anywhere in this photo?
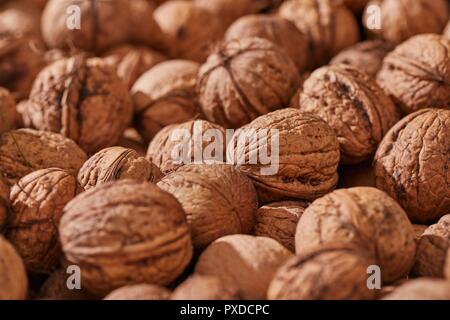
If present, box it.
[0,0,449,301]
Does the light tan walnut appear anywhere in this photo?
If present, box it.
[104,284,171,300]
[171,275,241,300]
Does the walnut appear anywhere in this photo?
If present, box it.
[37,269,93,300]
[267,244,377,300]
[78,146,162,191]
[225,14,309,72]
[377,34,450,115]
[0,236,28,300]
[363,0,449,45]
[104,284,171,300]
[158,164,258,250]
[195,234,292,300]
[147,120,226,174]
[330,40,394,78]
[295,187,416,282]
[0,0,42,37]
[299,64,399,164]
[279,0,359,69]
[374,108,450,223]
[383,278,450,300]
[0,129,87,186]
[102,45,166,89]
[254,201,309,252]
[170,275,241,300]
[26,55,133,154]
[197,37,300,128]
[59,180,193,296]
[412,215,450,278]
[338,160,376,189]
[445,21,450,39]
[413,224,428,242]
[230,108,340,203]
[0,178,9,231]
[0,87,17,134]
[132,60,201,142]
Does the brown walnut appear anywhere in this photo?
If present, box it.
[0,87,17,134]
[37,268,93,300]
[170,275,241,300]
[0,236,28,300]
[374,108,450,223]
[383,278,450,300]
[59,180,193,296]
[0,0,42,37]
[197,37,300,128]
[104,284,171,300]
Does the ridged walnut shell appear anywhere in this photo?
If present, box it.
[267,244,377,300]
[27,55,133,153]
[0,236,28,300]
[279,0,359,69]
[299,64,399,164]
[158,164,258,250]
[170,275,241,300]
[225,14,309,71]
[295,187,416,282]
[195,235,292,300]
[104,284,171,300]
[37,268,93,300]
[78,146,162,191]
[383,278,450,300]
[377,34,450,115]
[0,87,17,135]
[197,37,300,128]
[147,120,226,174]
[132,60,201,142]
[254,201,309,252]
[6,168,77,274]
[0,129,87,186]
[374,108,450,223]
[230,108,340,203]
[59,180,193,296]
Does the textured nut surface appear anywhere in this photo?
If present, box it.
[374,108,450,223]
[225,14,309,71]
[383,278,450,300]
[279,0,359,69]
[254,201,309,252]
[295,187,416,282]
[299,64,399,164]
[267,244,377,300]
[104,284,171,300]
[231,108,340,203]
[132,60,201,142]
[0,129,87,186]
[0,236,28,300]
[6,168,77,274]
[59,180,193,295]
[0,87,17,135]
[37,268,93,300]
[195,234,292,300]
[78,146,162,191]
[198,37,299,128]
[377,34,450,114]
[27,55,133,153]
[158,164,258,249]
[147,120,226,174]
[171,274,241,300]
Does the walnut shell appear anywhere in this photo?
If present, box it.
[104,284,171,300]
[267,244,377,300]
[299,64,399,164]
[197,37,300,128]
[0,178,9,231]
[0,129,87,186]
[230,108,340,203]
[147,120,226,174]
[158,164,258,250]
[295,187,416,282]
[0,236,28,299]
[254,201,309,252]
[383,278,450,300]
[279,0,359,69]
[170,274,241,300]
[330,40,394,78]
[363,0,449,45]
[0,87,17,134]
[59,180,193,296]
[412,215,450,277]
[78,147,162,191]
[377,34,450,115]
[195,234,292,300]
[37,268,93,300]
[132,60,201,142]
[374,108,450,223]
[225,14,308,71]
[27,55,133,153]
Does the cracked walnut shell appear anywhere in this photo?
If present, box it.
[0,236,28,300]
[171,275,241,300]
[197,37,300,128]
[383,278,450,300]
[59,180,193,296]
[104,284,171,300]
[295,187,416,282]
[374,108,450,223]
